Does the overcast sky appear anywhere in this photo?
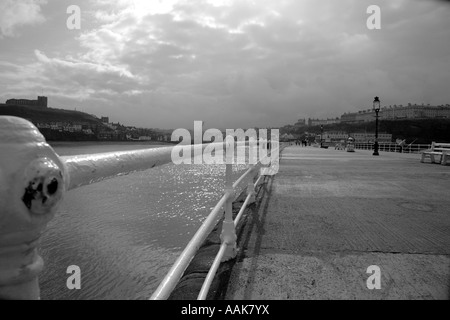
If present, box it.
[1,0,449,129]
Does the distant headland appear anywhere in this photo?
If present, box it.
[0,96,172,142]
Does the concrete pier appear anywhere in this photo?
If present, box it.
[224,146,450,299]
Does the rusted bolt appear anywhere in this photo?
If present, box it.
[47,178,58,195]
[21,158,64,215]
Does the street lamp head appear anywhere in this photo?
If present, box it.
[373,96,380,112]
[372,96,380,156]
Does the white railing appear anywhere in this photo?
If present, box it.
[151,142,283,300]
[0,115,282,300]
[197,168,265,300]
[60,142,229,190]
[353,142,431,153]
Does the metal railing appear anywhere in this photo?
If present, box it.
[0,116,282,300]
[353,142,431,153]
[151,142,282,300]
[197,170,265,300]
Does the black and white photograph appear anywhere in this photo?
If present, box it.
[0,0,449,307]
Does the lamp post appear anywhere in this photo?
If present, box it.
[373,96,380,156]
[320,125,324,148]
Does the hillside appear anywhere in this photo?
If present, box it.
[0,104,102,125]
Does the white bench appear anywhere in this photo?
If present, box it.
[421,142,450,165]
[335,143,345,150]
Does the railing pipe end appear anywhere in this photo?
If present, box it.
[0,116,67,300]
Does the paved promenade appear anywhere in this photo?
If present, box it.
[225,146,450,299]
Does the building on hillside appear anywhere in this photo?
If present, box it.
[341,104,450,123]
[380,104,450,120]
[308,117,341,126]
[308,118,327,126]
[341,113,356,123]
[5,96,48,108]
[294,119,306,127]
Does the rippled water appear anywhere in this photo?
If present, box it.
[39,142,249,300]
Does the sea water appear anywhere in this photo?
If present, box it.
[39,142,249,300]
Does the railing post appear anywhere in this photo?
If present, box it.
[0,116,68,300]
[220,137,237,262]
[246,167,256,204]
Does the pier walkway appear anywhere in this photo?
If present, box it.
[225,146,450,299]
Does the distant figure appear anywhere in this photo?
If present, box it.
[396,139,406,153]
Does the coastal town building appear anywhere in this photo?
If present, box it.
[340,104,450,123]
[36,122,96,134]
[308,117,341,126]
[319,131,392,143]
[380,104,450,120]
[294,119,306,127]
[322,131,348,141]
[340,112,358,123]
[0,98,171,142]
[349,132,392,143]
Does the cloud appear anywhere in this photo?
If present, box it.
[32,49,142,99]
[1,0,449,128]
[0,0,47,38]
